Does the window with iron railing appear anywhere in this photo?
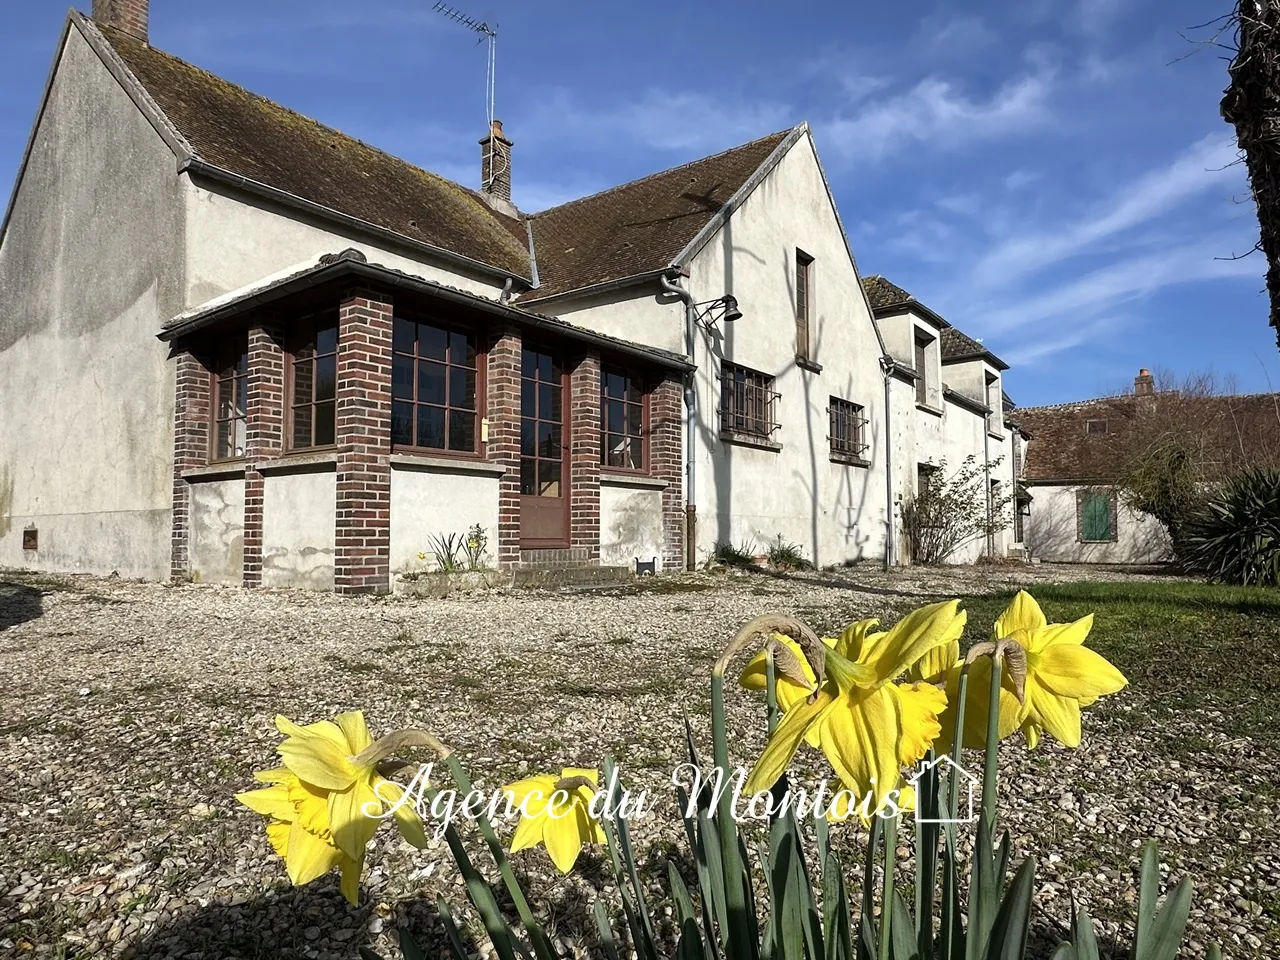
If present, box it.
[828,397,868,459]
[719,362,780,440]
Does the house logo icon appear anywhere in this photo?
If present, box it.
[907,755,980,824]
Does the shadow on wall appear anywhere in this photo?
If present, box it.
[0,579,43,631]
[1025,495,1172,563]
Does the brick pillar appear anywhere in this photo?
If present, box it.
[487,325,523,569]
[242,323,285,587]
[569,352,602,560]
[334,291,394,594]
[651,376,686,571]
[171,348,211,580]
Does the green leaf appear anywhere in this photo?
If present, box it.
[982,856,1036,960]
[1070,905,1099,960]
[891,892,920,960]
[678,916,710,960]
[1142,878,1193,960]
[669,859,699,927]
[1050,946,1078,960]
[592,898,622,960]
[857,815,883,960]
[1134,842,1160,957]
[437,896,474,960]
[823,852,854,960]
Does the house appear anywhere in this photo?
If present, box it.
[862,277,1025,563]
[0,2,1020,591]
[1017,370,1280,563]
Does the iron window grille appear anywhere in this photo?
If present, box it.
[719,362,781,439]
[828,397,869,458]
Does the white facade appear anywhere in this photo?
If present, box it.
[1024,484,1173,563]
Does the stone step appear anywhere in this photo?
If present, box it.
[510,565,632,589]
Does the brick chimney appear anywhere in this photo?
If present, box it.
[1134,368,1155,397]
[479,120,514,214]
[92,0,149,42]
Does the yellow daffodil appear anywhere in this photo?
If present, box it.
[994,591,1127,748]
[743,601,964,815]
[740,634,837,746]
[502,768,606,873]
[237,712,428,904]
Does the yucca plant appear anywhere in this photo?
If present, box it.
[1182,466,1280,585]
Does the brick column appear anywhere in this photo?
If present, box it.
[334,291,394,594]
[242,323,286,587]
[569,352,601,560]
[171,348,211,581]
[487,325,523,569]
[651,376,686,571]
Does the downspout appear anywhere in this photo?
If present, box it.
[659,272,698,572]
[879,355,896,571]
[983,420,993,557]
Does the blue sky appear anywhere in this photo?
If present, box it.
[2,0,1275,406]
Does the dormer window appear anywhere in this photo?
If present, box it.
[1086,419,1108,436]
[914,331,936,407]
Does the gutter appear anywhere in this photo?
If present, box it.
[519,268,670,306]
[658,271,699,572]
[880,356,897,571]
[179,158,532,291]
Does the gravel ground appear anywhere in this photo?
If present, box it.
[1,563,1274,959]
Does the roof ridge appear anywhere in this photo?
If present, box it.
[529,126,798,217]
[1020,390,1280,413]
[100,25,493,209]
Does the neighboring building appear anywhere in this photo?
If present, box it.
[0,3,1021,590]
[862,277,1025,563]
[1018,369,1280,563]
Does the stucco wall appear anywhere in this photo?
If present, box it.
[599,477,665,567]
[1025,484,1172,563]
[262,470,335,589]
[683,135,891,568]
[388,464,500,574]
[531,286,684,355]
[189,476,244,584]
[0,26,183,578]
[181,179,507,310]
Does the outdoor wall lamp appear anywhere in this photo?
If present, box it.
[693,294,742,330]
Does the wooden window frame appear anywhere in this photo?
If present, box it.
[600,365,650,474]
[1076,489,1118,543]
[828,396,868,460]
[286,310,340,452]
[390,314,486,458]
[210,333,249,462]
[796,249,814,360]
[719,361,781,441]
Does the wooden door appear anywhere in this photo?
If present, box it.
[519,346,569,547]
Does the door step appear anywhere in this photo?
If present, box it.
[510,564,632,589]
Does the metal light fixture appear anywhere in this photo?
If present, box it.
[693,294,742,330]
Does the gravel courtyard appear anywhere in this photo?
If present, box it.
[1,564,1275,959]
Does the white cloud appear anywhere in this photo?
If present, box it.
[912,15,997,55]
[821,70,1054,163]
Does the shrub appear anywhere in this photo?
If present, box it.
[900,455,1013,565]
[765,534,810,570]
[1182,466,1280,585]
[712,539,757,567]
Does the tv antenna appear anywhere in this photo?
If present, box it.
[432,2,503,189]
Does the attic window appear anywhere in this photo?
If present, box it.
[1086,419,1108,436]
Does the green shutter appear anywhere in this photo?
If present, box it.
[1082,493,1112,541]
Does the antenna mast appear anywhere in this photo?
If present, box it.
[432,2,503,189]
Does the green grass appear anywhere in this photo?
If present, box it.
[954,580,1280,741]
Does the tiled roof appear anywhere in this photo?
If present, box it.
[1019,392,1280,483]
[940,327,984,359]
[526,131,792,300]
[97,24,532,279]
[861,275,915,310]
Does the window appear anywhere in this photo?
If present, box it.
[914,332,933,406]
[600,367,647,471]
[720,362,779,440]
[829,397,868,460]
[796,249,814,359]
[391,316,480,454]
[917,463,940,495]
[1078,490,1117,542]
[289,313,338,449]
[1086,419,1108,436]
[212,334,248,460]
[985,374,1001,434]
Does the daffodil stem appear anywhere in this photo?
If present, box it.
[878,812,898,960]
[982,657,1003,831]
[948,667,971,818]
[765,648,779,737]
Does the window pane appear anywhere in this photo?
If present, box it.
[314,402,336,446]
[626,378,643,404]
[218,384,236,421]
[606,436,626,468]
[236,347,248,377]
[448,410,476,452]
[315,355,337,402]
[294,339,315,363]
[521,379,536,417]
[235,375,247,416]
[606,372,625,399]
[626,437,642,470]
[216,420,234,459]
[417,406,445,449]
[538,460,561,497]
[292,359,314,406]
[520,458,536,495]
[449,330,476,366]
[522,349,537,377]
[393,317,416,354]
[420,323,447,361]
[449,367,477,410]
[607,401,623,437]
[392,355,414,400]
[538,383,560,422]
[391,401,414,445]
[232,418,247,459]
[316,323,338,355]
[537,423,561,459]
[627,403,643,437]
[537,352,552,381]
[419,361,446,405]
[521,419,536,457]
[292,405,313,448]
